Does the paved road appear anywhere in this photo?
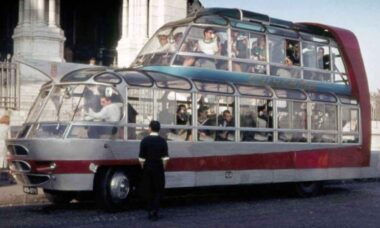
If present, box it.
[1,181,380,227]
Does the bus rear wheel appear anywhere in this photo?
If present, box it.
[44,189,74,205]
[294,181,323,197]
[95,168,131,211]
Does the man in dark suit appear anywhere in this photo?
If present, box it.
[139,120,169,221]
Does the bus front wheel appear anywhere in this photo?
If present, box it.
[294,181,323,197]
[95,168,131,211]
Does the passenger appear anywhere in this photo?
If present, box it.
[241,110,257,142]
[156,34,171,52]
[198,27,219,55]
[317,47,329,69]
[85,96,122,138]
[197,106,214,141]
[85,96,122,122]
[286,43,300,65]
[251,37,266,61]
[176,104,189,125]
[171,32,184,52]
[216,110,235,141]
[275,57,293,77]
[231,31,249,72]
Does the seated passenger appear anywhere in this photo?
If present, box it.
[198,106,215,141]
[171,32,184,52]
[85,96,123,139]
[176,104,190,125]
[275,57,293,77]
[286,43,300,65]
[194,27,220,69]
[156,34,171,52]
[251,37,266,61]
[198,27,219,55]
[216,110,235,141]
[231,31,249,72]
[85,96,122,122]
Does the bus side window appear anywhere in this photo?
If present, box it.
[127,88,153,140]
[156,90,192,141]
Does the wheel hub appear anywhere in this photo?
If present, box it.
[110,171,130,200]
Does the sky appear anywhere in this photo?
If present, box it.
[202,0,380,92]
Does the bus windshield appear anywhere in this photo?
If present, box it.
[28,84,123,124]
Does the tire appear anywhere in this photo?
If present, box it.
[294,181,323,197]
[95,168,131,211]
[44,189,74,205]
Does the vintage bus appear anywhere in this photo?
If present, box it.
[7,8,370,210]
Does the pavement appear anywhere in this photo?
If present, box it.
[0,170,47,207]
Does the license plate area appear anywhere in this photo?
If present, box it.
[23,186,38,195]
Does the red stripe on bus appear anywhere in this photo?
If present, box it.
[15,146,365,174]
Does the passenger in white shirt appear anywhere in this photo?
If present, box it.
[198,27,219,55]
[86,96,122,122]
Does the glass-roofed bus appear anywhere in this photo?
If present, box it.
[7,8,370,210]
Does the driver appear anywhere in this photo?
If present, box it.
[85,96,122,122]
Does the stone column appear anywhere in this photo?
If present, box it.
[24,0,31,25]
[18,0,24,25]
[13,0,66,62]
[37,0,45,25]
[121,0,128,38]
[48,0,56,27]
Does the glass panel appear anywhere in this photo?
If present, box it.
[278,132,307,142]
[342,107,359,133]
[232,61,266,74]
[240,98,273,142]
[231,20,265,32]
[270,65,301,78]
[300,33,329,44]
[94,73,122,84]
[118,70,153,87]
[147,71,192,90]
[308,92,337,103]
[269,36,285,64]
[156,90,192,126]
[26,89,50,123]
[127,88,153,125]
[197,94,234,141]
[275,89,306,100]
[277,100,307,130]
[160,128,192,141]
[342,134,359,143]
[267,26,298,38]
[127,126,149,140]
[68,125,123,139]
[28,123,68,138]
[303,70,331,82]
[61,68,105,82]
[194,81,234,94]
[237,85,272,97]
[311,133,337,143]
[194,15,228,25]
[132,26,187,67]
[17,125,31,138]
[311,103,338,131]
[139,27,173,55]
[339,96,358,105]
[331,46,346,74]
[173,55,228,70]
